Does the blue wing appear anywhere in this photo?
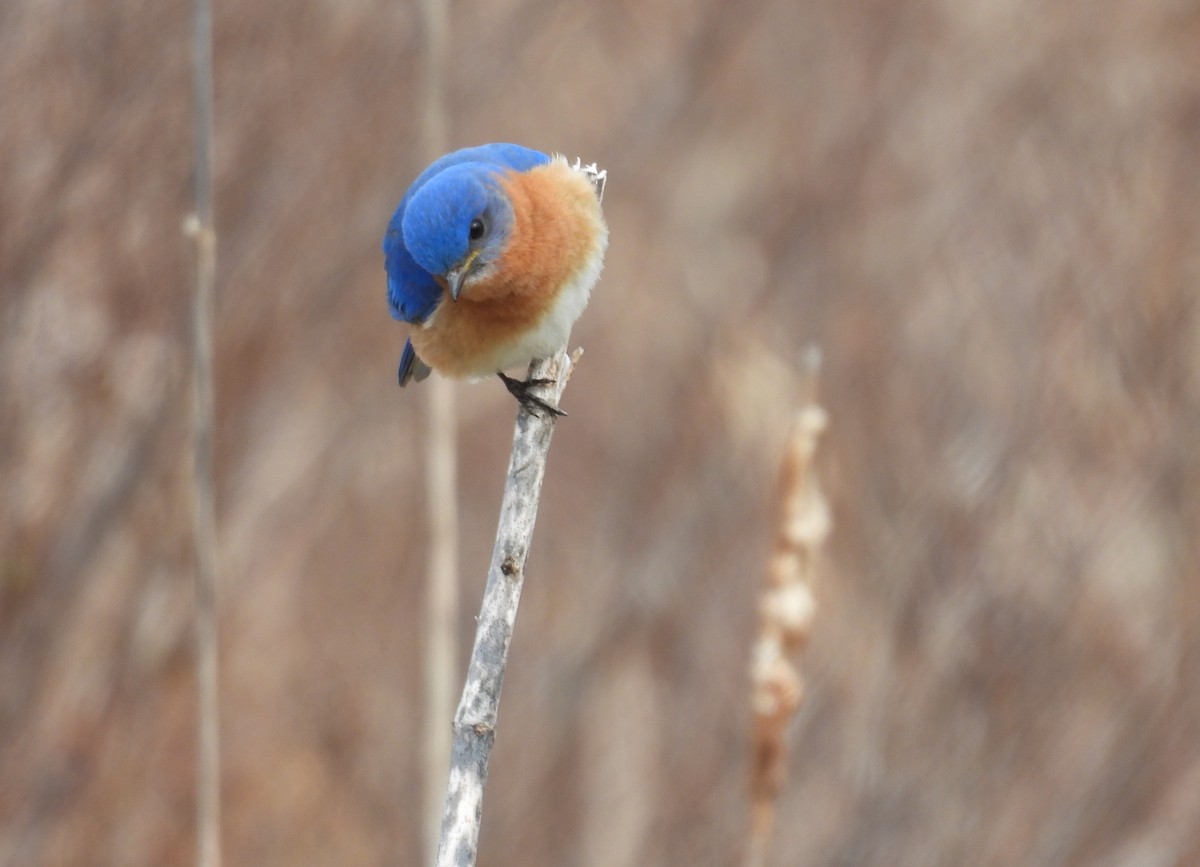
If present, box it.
[384,221,442,323]
[406,144,551,194]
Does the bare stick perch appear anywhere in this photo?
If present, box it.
[434,349,578,867]
[431,160,605,867]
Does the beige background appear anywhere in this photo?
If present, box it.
[2,1,1198,865]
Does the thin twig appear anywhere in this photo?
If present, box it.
[188,0,221,864]
[417,0,456,862]
[434,349,578,867]
[419,0,447,159]
[423,379,459,862]
[745,348,828,867]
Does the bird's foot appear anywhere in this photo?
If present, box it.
[497,372,567,418]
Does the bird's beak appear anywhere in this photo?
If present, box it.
[445,251,480,302]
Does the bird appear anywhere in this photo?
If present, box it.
[383,143,608,416]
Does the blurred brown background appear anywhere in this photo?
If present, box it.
[3,0,1199,865]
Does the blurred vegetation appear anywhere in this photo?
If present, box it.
[2,1,1199,865]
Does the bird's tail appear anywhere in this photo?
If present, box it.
[399,339,433,386]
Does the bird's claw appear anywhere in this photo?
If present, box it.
[497,372,567,418]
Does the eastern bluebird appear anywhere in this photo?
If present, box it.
[384,143,608,415]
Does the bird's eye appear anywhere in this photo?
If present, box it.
[469,218,485,241]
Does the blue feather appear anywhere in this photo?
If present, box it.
[408,144,551,191]
[384,225,442,323]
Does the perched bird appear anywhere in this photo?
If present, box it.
[384,143,608,415]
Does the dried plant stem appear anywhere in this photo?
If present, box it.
[418,0,447,160]
[745,351,829,867]
[417,0,456,862]
[188,0,221,864]
[423,373,458,864]
[435,349,577,867]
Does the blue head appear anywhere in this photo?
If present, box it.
[401,164,517,300]
[385,144,551,322]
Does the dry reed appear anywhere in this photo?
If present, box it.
[745,352,829,867]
